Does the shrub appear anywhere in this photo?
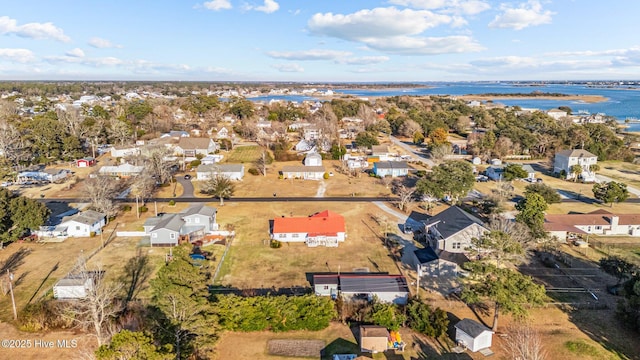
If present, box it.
[190,159,201,167]
[323,172,330,179]
[248,168,260,176]
[168,200,176,206]
[90,232,96,237]
[415,170,426,177]
[139,206,148,213]
[270,240,282,248]
[121,204,132,212]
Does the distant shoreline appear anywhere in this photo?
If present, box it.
[456,94,608,104]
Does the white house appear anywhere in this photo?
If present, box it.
[454,319,493,352]
[281,165,326,180]
[58,210,106,237]
[303,126,322,141]
[53,276,94,299]
[99,163,144,177]
[370,145,393,161]
[304,152,322,167]
[546,108,568,120]
[110,145,141,158]
[196,164,244,181]
[270,210,345,247]
[544,209,640,241]
[373,161,409,177]
[553,149,598,181]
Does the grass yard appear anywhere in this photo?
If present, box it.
[224,145,265,164]
[214,322,425,360]
[214,202,400,289]
[597,160,640,189]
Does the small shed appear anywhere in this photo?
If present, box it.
[359,325,389,353]
[304,152,323,167]
[454,318,493,352]
[76,157,96,167]
[53,277,94,299]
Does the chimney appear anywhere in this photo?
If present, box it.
[611,216,619,228]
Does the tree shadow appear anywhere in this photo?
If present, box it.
[411,333,473,360]
[518,249,640,359]
[0,247,31,273]
[321,337,360,360]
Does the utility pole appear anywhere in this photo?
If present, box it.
[7,270,17,321]
[136,196,139,219]
[416,267,421,298]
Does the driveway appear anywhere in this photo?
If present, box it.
[596,174,640,197]
[389,135,435,167]
[176,176,194,198]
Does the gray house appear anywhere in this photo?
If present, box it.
[313,273,409,305]
[413,246,469,277]
[144,204,217,246]
[420,206,488,253]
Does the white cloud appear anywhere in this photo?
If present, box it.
[307,7,483,55]
[45,55,124,67]
[489,0,553,30]
[65,48,85,58]
[203,0,232,11]
[272,63,304,72]
[245,0,280,14]
[367,35,484,55]
[88,37,123,49]
[266,49,352,61]
[0,16,70,42]
[337,56,390,65]
[309,7,452,40]
[0,48,35,63]
[388,0,490,15]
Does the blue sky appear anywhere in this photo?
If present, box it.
[1,0,639,81]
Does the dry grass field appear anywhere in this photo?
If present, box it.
[214,201,400,289]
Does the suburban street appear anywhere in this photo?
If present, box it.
[389,135,435,167]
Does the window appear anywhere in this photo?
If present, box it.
[452,242,461,250]
[195,217,200,223]
[595,226,602,230]
[278,234,286,239]
[76,226,80,230]
[169,233,176,239]
[292,234,299,238]
[323,285,329,290]
[151,233,157,238]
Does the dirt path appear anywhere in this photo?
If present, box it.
[314,181,326,198]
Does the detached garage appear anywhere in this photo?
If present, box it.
[454,318,493,352]
[53,277,94,299]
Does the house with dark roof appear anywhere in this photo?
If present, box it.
[373,161,408,177]
[454,318,493,352]
[312,273,409,304]
[196,164,245,181]
[271,210,345,247]
[144,204,217,246]
[413,246,468,277]
[419,206,488,254]
[486,163,536,182]
[544,209,640,241]
[553,149,598,181]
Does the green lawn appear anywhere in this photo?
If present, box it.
[225,146,265,164]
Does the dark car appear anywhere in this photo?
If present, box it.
[184,174,192,180]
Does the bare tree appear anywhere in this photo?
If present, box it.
[63,259,123,346]
[489,216,533,247]
[392,180,415,212]
[255,151,268,177]
[108,119,133,146]
[430,144,453,164]
[501,323,546,360]
[57,107,86,139]
[84,174,120,219]
[398,119,422,137]
[142,145,174,184]
[0,120,26,164]
[130,172,156,206]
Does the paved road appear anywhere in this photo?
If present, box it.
[389,135,435,167]
[596,174,640,197]
[40,196,400,204]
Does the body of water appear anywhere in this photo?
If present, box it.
[338,83,640,132]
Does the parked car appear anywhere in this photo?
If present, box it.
[403,224,413,234]
[184,174,192,180]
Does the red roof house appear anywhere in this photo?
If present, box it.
[270,210,346,247]
[76,157,96,168]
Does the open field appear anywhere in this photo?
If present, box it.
[215,201,400,289]
[224,145,264,164]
